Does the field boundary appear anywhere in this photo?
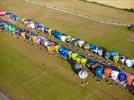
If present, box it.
[25,0,130,26]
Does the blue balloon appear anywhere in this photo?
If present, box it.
[118,72,126,82]
[95,66,103,77]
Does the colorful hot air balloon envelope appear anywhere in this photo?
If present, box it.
[104,67,112,77]
[95,66,103,77]
[118,72,126,82]
[127,74,134,85]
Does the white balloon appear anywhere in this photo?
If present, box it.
[78,70,88,80]
[111,70,119,80]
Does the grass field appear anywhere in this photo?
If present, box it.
[0,0,134,100]
[86,0,134,9]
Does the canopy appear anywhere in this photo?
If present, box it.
[78,69,88,80]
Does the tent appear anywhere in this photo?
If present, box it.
[0,9,6,16]
[54,45,61,53]
[78,69,88,80]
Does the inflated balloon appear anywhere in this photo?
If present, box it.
[113,55,119,63]
[119,56,126,64]
[118,72,126,82]
[48,28,53,35]
[127,74,134,85]
[60,35,67,42]
[71,53,79,60]
[126,59,134,67]
[95,66,103,77]
[111,70,119,80]
[78,40,85,47]
[86,59,96,68]
[83,43,90,50]
[80,58,87,66]
[66,36,72,42]
[104,67,112,77]
[74,63,82,70]
[78,69,88,80]
[97,47,103,56]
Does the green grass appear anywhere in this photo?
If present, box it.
[0,31,134,100]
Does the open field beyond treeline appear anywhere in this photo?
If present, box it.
[0,0,134,100]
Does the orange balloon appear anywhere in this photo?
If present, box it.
[127,74,134,85]
[104,68,112,77]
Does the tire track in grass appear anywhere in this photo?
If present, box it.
[25,0,130,26]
